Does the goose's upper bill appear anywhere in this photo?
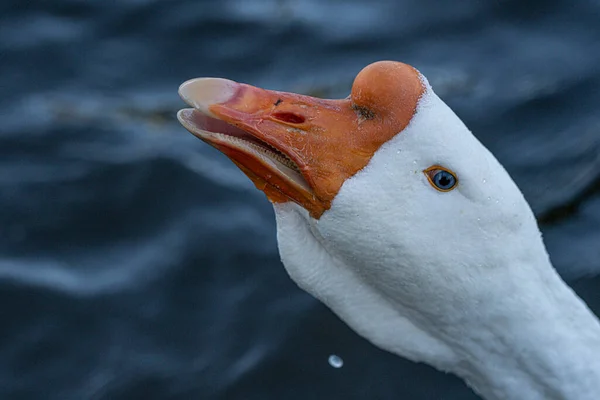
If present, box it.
[177,62,423,218]
[177,61,600,400]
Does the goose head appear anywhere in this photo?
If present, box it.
[177,61,600,399]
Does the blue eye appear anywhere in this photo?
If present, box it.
[433,170,456,189]
[424,166,458,192]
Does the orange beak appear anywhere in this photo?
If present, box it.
[177,61,424,218]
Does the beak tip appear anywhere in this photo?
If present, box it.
[178,78,238,117]
[176,108,196,132]
[176,108,189,123]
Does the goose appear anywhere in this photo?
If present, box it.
[176,61,600,400]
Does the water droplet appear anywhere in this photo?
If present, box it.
[486,196,492,201]
[413,160,417,164]
[328,354,344,368]
[396,150,401,154]
[482,179,487,184]
[476,218,481,222]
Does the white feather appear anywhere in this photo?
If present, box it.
[274,76,600,400]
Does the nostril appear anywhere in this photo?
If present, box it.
[272,112,305,124]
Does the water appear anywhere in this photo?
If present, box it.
[1,0,600,399]
[328,355,344,369]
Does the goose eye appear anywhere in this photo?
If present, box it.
[424,166,458,192]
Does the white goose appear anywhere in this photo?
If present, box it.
[177,61,600,400]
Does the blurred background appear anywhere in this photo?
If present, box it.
[1,0,600,399]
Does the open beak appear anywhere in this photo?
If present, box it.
[177,61,424,218]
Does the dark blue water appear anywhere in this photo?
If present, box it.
[1,0,600,398]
